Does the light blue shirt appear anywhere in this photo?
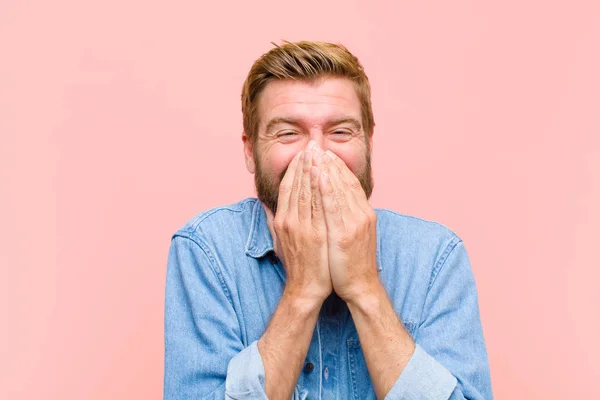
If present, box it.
[164,197,493,399]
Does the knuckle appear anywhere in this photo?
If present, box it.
[283,218,295,232]
[276,218,293,233]
[311,198,322,211]
[279,181,291,194]
[357,211,370,226]
[323,200,337,214]
[350,177,362,190]
[346,224,358,238]
[311,231,326,244]
[289,179,298,192]
[322,181,334,195]
[298,187,310,203]
[273,218,284,232]
[338,235,353,250]
[311,181,319,191]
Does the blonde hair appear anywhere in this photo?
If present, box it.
[241,40,375,145]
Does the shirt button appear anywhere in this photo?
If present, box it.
[304,362,314,373]
[324,366,329,380]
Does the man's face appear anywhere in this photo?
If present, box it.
[243,77,374,214]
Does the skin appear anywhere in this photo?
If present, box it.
[242,77,415,400]
[243,77,373,217]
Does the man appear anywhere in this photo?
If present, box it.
[164,41,493,399]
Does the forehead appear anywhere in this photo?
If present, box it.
[257,77,362,130]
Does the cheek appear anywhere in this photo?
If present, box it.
[264,148,298,178]
[332,150,363,175]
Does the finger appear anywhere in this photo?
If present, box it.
[313,146,325,167]
[327,150,369,205]
[319,170,344,234]
[297,146,314,222]
[310,166,325,229]
[322,151,354,218]
[325,150,370,216]
[276,151,303,217]
[287,149,306,218]
[288,141,316,218]
[312,148,340,220]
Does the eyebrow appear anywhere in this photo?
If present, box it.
[265,117,362,134]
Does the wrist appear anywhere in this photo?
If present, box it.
[345,280,386,315]
[281,287,326,314]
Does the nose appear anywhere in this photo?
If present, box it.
[308,130,326,152]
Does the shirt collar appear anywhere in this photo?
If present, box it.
[244,199,275,259]
[244,198,382,272]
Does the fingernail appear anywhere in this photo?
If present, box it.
[314,146,324,154]
[303,150,311,161]
[325,150,336,159]
[307,140,316,150]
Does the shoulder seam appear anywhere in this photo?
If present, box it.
[171,233,236,311]
[428,236,462,291]
[375,208,458,235]
[174,198,256,238]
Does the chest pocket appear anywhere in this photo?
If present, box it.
[347,321,418,400]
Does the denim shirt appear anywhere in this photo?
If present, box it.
[164,198,493,399]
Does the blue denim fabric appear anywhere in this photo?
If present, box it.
[164,198,493,399]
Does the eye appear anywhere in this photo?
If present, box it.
[276,131,301,142]
[276,131,298,139]
[330,130,353,140]
[332,128,354,135]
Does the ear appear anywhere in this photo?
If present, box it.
[242,133,256,174]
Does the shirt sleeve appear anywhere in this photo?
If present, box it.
[385,238,494,400]
[163,234,268,400]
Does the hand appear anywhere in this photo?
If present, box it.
[314,149,379,303]
[264,141,332,304]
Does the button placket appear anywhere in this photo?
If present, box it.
[304,362,314,373]
[269,253,278,265]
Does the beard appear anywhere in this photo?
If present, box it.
[254,147,374,215]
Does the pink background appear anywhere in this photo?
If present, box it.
[1,1,598,398]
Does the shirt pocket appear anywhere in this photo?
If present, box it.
[347,321,418,400]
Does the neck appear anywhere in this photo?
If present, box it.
[261,202,281,257]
